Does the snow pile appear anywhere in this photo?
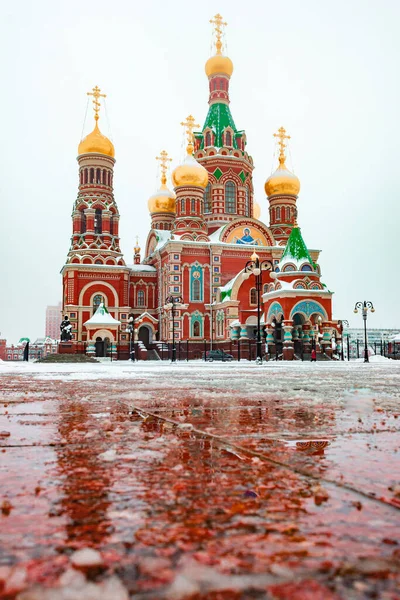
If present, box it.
[355,354,391,363]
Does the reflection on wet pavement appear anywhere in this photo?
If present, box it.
[0,362,399,599]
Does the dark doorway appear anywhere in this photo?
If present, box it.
[95,337,108,357]
[138,326,150,347]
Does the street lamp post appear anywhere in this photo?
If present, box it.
[243,252,273,362]
[338,319,349,361]
[127,313,135,361]
[164,295,183,363]
[354,301,375,363]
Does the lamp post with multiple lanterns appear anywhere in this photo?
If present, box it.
[243,252,273,362]
[354,301,375,363]
[164,295,183,362]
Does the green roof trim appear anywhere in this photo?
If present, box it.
[281,226,315,266]
[197,102,238,149]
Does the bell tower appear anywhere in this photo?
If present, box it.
[67,86,124,266]
[194,14,255,233]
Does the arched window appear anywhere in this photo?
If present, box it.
[80,210,86,233]
[90,168,94,183]
[93,294,103,314]
[225,181,236,213]
[193,321,201,337]
[205,131,211,147]
[286,207,291,221]
[84,169,88,184]
[103,169,107,184]
[204,184,212,213]
[181,198,185,213]
[276,206,281,221]
[225,130,232,146]
[192,279,201,301]
[263,284,268,294]
[96,168,101,184]
[191,198,196,213]
[137,290,145,307]
[250,288,257,305]
[94,209,102,234]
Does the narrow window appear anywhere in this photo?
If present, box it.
[94,209,102,234]
[96,168,101,184]
[204,184,212,213]
[193,321,200,337]
[93,294,103,314]
[137,290,145,307]
[90,168,94,183]
[103,169,107,184]
[276,206,281,221]
[191,198,196,213]
[286,207,291,221]
[181,198,185,213]
[225,131,232,146]
[80,210,86,233]
[84,169,88,184]
[205,132,211,147]
[250,288,257,305]
[225,181,236,213]
[192,279,201,301]
[109,215,113,235]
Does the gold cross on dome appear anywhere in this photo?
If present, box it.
[87,86,106,121]
[181,115,200,147]
[156,150,172,184]
[210,13,227,54]
[273,126,291,165]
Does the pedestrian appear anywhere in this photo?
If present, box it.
[311,348,317,362]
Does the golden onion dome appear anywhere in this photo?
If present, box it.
[148,180,176,214]
[205,31,233,78]
[78,121,115,158]
[265,158,300,197]
[253,201,261,220]
[205,53,234,78]
[172,144,208,189]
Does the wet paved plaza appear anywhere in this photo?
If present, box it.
[0,360,400,599]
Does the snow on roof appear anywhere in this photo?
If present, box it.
[220,271,243,302]
[279,226,314,270]
[126,264,157,272]
[84,303,121,327]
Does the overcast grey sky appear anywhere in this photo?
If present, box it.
[1,0,399,343]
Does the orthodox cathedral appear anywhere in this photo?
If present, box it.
[61,14,339,360]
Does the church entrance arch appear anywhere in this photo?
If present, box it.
[138,325,152,347]
[95,336,109,357]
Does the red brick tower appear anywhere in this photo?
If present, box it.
[194,14,255,233]
[61,87,131,353]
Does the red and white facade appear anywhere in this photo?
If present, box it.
[61,20,340,360]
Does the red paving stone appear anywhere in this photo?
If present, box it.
[0,361,399,599]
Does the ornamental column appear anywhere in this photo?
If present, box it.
[282,320,294,360]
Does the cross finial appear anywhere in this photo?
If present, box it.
[210,13,227,55]
[273,126,291,166]
[180,115,200,152]
[87,86,107,122]
[156,150,172,185]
